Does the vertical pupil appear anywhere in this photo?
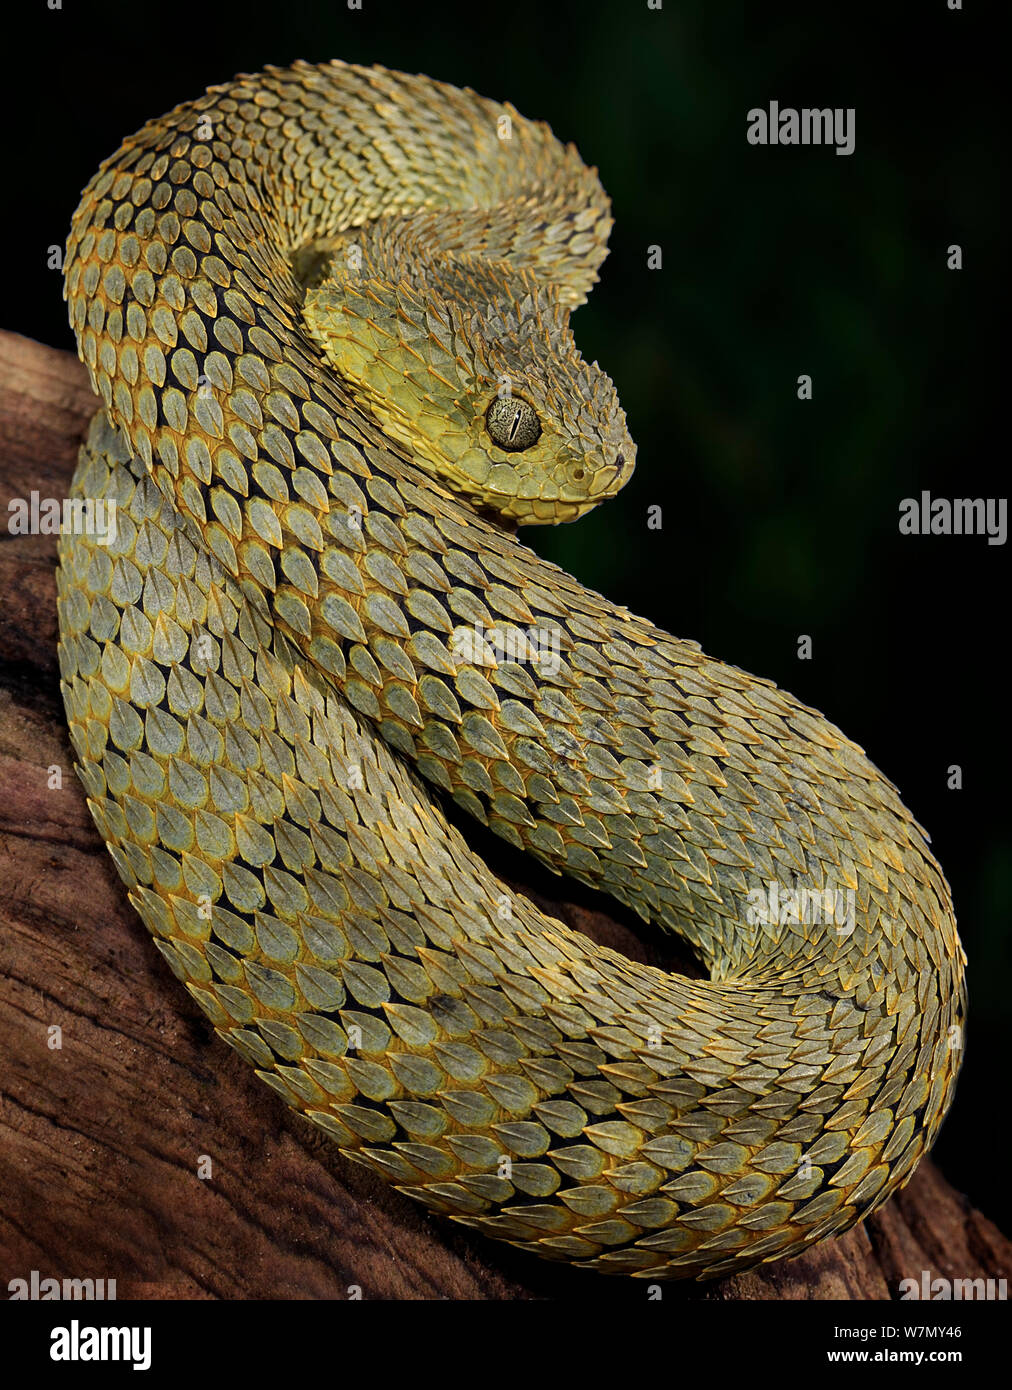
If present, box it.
[485,396,540,450]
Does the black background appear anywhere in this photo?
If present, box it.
[4,0,1006,1237]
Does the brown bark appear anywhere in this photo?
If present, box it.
[0,328,1007,1300]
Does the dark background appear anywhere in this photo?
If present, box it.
[5,1,1006,1230]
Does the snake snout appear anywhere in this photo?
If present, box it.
[585,443,636,499]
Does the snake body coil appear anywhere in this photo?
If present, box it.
[58,61,965,1279]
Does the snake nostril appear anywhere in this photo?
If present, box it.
[615,452,625,468]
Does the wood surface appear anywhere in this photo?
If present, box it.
[1,328,1008,1300]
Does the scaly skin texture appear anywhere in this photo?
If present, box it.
[58,60,965,1279]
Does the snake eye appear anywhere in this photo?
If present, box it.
[485,396,542,452]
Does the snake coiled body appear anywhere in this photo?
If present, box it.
[58,60,965,1279]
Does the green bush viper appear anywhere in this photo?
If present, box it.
[57,59,965,1280]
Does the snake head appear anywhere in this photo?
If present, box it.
[303,252,635,526]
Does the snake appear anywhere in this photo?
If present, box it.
[57,59,966,1281]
